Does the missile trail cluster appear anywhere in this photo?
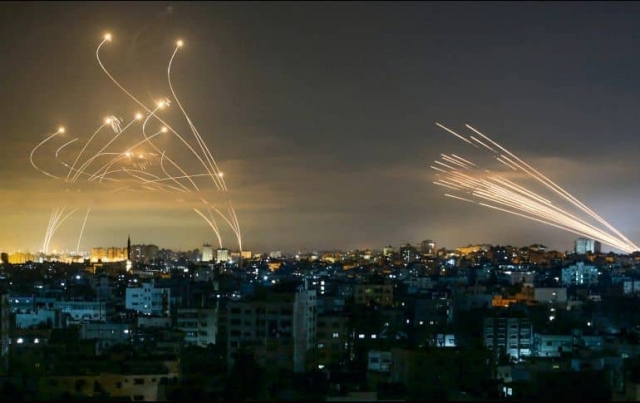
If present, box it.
[31,33,241,256]
[433,123,638,254]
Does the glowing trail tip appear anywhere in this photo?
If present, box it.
[161,127,168,133]
[176,40,183,47]
[104,33,112,41]
[105,117,112,124]
[135,113,143,120]
[58,127,65,133]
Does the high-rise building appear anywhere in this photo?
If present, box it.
[420,240,437,256]
[383,246,394,257]
[90,247,127,262]
[399,243,418,262]
[8,252,36,264]
[176,307,217,346]
[125,280,171,317]
[561,261,599,286]
[575,238,601,254]
[130,244,159,264]
[225,287,317,373]
[484,314,532,361]
[202,244,214,262]
[316,313,350,369]
[216,248,229,263]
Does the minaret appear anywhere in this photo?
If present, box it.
[126,234,132,272]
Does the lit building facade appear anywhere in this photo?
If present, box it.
[54,300,115,323]
[91,247,127,263]
[484,315,533,361]
[561,262,599,286]
[201,244,214,262]
[575,238,601,254]
[419,240,437,256]
[125,280,171,317]
[131,244,159,264]
[8,252,36,264]
[216,248,229,263]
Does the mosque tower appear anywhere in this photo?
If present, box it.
[126,235,132,271]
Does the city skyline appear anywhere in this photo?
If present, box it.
[2,2,640,254]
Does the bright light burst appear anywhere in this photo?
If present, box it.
[433,123,638,253]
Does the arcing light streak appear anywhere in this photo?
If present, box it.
[56,138,78,158]
[97,36,226,193]
[168,41,227,191]
[466,123,637,249]
[193,207,223,249]
[30,127,65,179]
[70,115,140,183]
[76,207,91,254]
[42,206,79,254]
[66,121,110,182]
[88,126,167,183]
[203,199,242,254]
[97,35,240,243]
[31,33,243,256]
[140,102,197,192]
[433,123,638,253]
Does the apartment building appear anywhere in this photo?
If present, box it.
[225,287,317,373]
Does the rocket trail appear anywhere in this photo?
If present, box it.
[435,122,478,147]
[31,33,242,255]
[168,41,227,191]
[30,128,65,180]
[194,207,223,249]
[466,123,637,250]
[70,115,140,183]
[433,123,638,253]
[76,207,91,254]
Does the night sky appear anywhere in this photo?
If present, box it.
[2,1,640,254]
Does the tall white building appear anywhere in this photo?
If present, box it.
[202,244,214,262]
[216,248,230,263]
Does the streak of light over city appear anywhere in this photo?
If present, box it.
[2,2,640,254]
